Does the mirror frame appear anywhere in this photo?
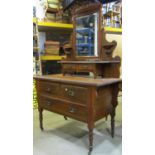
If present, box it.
[72,2,102,60]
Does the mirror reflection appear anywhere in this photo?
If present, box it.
[76,13,98,57]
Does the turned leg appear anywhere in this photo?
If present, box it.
[64,116,68,120]
[111,109,116,138]
[88,127,93,152]
[39,108,43,131]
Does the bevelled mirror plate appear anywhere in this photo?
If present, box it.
[76,12,99,57]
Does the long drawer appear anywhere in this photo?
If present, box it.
[39,95,87,122]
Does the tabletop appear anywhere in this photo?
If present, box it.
[34,74,121,87]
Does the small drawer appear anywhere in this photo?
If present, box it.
[37,81,59,96]
[39,96,87,122]
[61,84,87,104]
[62,64,77,70]
[78,64,93,70]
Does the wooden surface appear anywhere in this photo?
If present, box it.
[34,74,121,87]
[60,60,120,64]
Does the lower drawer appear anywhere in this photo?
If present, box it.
[39,95,87,122]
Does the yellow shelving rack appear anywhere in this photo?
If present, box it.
[34,18,121,33]
[104,27,122,33]
[33,17,37,23]
[38,21,73,29]
[41,55,66,61]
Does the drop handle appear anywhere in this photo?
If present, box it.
[68,90,75,97]
[69,107,76,113]
[65,88,75,97]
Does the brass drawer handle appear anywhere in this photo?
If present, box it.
[46,100,52,106]
[65,88,75,97]
[68,90,75,97]
[69,107,76,113]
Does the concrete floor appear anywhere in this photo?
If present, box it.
[33,96,122,155]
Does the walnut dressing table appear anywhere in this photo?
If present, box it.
[34,0,122,153]
[34,74,121,151]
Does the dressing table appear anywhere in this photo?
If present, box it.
[34,0,121,152]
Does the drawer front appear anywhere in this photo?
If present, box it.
[78,64,93,71]
[37,81,59,96]
[39,96,87,121]
[62,64,77,70]
[61,84,87,104]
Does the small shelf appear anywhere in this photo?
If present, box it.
[41,55,66,61]
[60,60,120,64]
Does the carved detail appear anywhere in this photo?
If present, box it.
[101,29,117,60]
[63,34,73,60]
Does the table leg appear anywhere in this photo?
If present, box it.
[111,109,116,138]
[88,127,93,152]
[64,116,68,120]
[39,108,43,131]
